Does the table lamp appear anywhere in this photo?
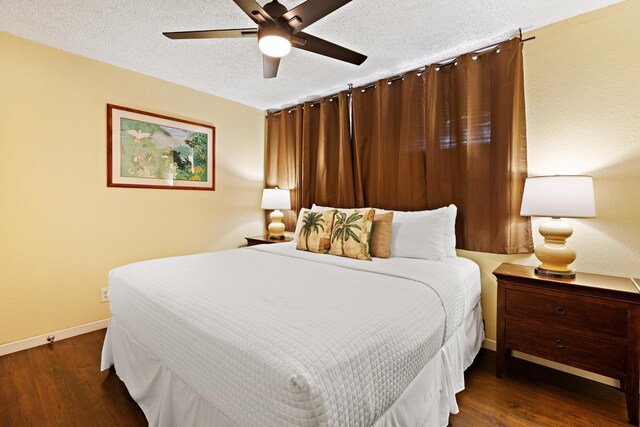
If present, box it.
[261,187,291,239]
[520,175,596,278]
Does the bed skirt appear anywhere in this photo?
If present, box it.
[101,302,484,427]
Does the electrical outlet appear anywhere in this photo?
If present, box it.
[100,287,109,303]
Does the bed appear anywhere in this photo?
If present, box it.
[101,241,483,426]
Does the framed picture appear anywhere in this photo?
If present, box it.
[107,104,215,190]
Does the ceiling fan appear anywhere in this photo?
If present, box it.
[163,0,367,78]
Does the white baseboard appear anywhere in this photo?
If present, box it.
[0,318,110,357]
[482,338,497,351]
[482,338,618,387]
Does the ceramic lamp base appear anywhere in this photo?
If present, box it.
[267,209,286,239]
[533,217,577,279]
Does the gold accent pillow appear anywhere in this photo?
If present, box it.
[296,209,336,254]
[370,211,394,258]
[329,209,375,260]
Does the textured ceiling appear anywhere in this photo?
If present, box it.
[1,0,622,110]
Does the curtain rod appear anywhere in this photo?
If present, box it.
[269,92,341,115]
[267,28,535,115]
[357,29,535,92]
[269,92,343,115]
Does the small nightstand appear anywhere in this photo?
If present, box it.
[494,263,640,425]
[245,235,293,247]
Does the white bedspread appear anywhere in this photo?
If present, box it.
[105,244,472,426]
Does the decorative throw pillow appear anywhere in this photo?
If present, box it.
[329,209,375,260]
[311,204,393,259]
[293,208,308,243]
[293,208,312,243]
[370,211,394,258]
[296,209,336,254]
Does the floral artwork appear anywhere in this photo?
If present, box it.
[120,118,207,182]
[107,105,215,190]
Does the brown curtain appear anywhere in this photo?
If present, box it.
[301,91,360,208]
[264,37,532,254]
[264,106,302,231]
[425,38,532,253]
[352,72,428,211]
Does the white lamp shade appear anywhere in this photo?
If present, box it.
[520,175,596,218]
[261,188,291,210]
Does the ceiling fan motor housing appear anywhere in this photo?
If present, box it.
[262,0,288,19]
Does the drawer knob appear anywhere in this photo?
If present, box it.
[555,306,566,315]
[555,338,565,348]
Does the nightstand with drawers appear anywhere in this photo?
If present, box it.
[494,263,640,425]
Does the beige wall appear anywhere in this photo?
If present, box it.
[0,33,265,345]
[465,0,640,340]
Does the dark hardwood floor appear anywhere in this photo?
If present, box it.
[0,330,146,426]
[451,351,628,426]
[0,329,629,426]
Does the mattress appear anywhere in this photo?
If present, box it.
[441,256,482,315]
[103,244,480,426]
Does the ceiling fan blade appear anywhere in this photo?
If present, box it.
[293,32,366,65]
[280,0,352,33]
[233,0,275,24]
[263,55,281,78]
[163,28,258,40]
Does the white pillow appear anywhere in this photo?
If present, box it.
[437,204,457,257]
[390,209,446,260]
[312,204,382,214]
[311,204,334,212]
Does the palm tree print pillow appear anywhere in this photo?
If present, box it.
[296,209,336,254]
[329,209,375,260]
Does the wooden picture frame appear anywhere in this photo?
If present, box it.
[107,104,215,191]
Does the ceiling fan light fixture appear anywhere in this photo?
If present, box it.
[258,29,292,58]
